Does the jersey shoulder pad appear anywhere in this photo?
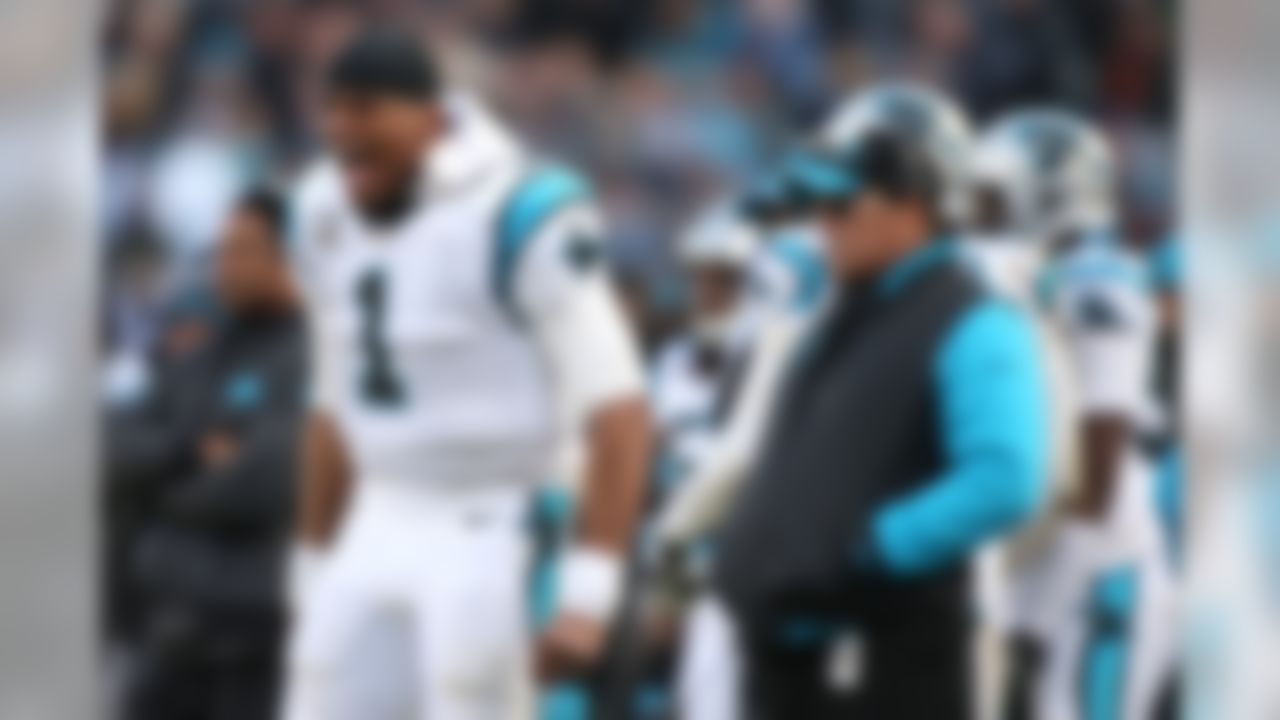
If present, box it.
[1053,239,1150,293]
[492,162,595,317]
[1052,244,1152,332]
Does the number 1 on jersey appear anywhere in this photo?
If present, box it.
[356,267,406,408]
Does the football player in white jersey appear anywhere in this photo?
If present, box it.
[650,179,828,557]
[645,204,758,720]
[651,205,757,504]
[965,109,1175,720]
[281,28,651,720]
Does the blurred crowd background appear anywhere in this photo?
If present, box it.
[101,0,1176,378]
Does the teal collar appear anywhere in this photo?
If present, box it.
[876,237,960,299]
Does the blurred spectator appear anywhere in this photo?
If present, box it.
[105,190,304,720]
[144,51,267,263]
[1099,0,1174,122]
[949,0,1090,120]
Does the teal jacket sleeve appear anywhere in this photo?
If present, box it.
[869,298,1051,575]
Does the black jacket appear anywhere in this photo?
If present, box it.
[716,242,1047,639]
[107,308,305,619]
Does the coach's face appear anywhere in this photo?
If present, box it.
[322,90,442,214]
[819,191,931,281]
[216,209,288,312]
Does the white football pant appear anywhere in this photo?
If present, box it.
[1006,455,1176,720]
[281,481,534,720]
[676,595,742,720]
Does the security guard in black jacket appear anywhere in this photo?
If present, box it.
[715,85,1051,719]
[107,190,305,720]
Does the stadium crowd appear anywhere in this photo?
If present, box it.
[102,0,1173,375]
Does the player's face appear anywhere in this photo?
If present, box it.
[970,182,1013,235]
[216,210,284,311]
[322,91,440,214]
[819,191,926,279]
[689,265,743,322]
[688,263,744,350]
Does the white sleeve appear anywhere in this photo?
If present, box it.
[515,203,645,428]
[655,300,812,545]
[289,169,344,412]
[514,201,641,622]
[1058,281,1153,418]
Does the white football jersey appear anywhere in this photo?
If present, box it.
[1042,233,1155,420]
[1042,232,1163,546]
[291,96,612,489]
[650,337,723,491]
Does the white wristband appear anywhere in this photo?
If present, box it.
[557,546,624,621]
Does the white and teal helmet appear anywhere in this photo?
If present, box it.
[675,202,759,350]
[788,82,974,225]
[676,203,759,271]
[971,108,1116,242]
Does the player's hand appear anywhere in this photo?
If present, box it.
[534,611,609,682]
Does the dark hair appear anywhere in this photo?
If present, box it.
[327,25,439,100]
[237,187,286,242]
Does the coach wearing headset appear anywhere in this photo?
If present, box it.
[714,84,1052,719]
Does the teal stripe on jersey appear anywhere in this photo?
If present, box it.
[493,165,591,318]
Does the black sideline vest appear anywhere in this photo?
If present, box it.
[716,252,987,633]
